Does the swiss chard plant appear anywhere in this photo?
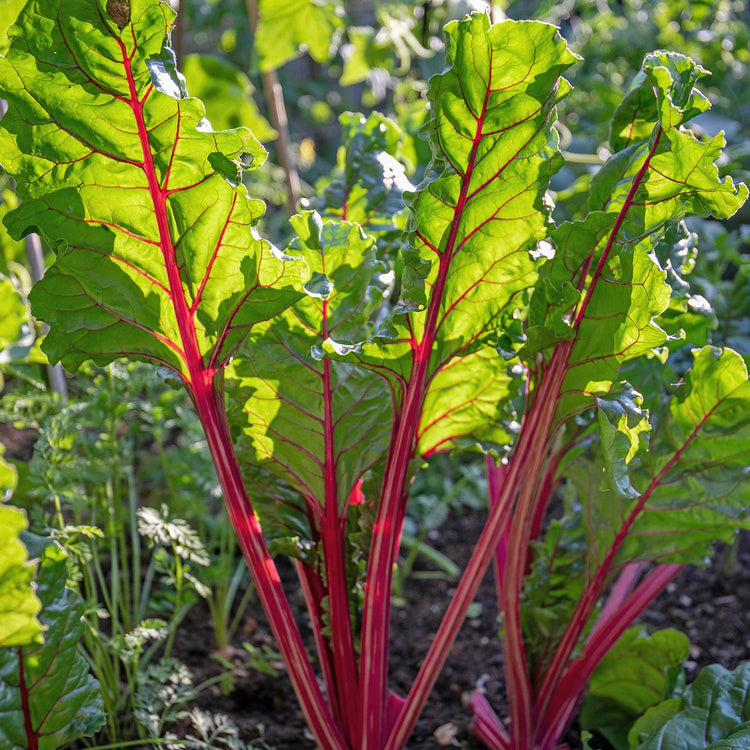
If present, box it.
[0,2,748,750]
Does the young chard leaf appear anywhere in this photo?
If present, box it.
[319,111,413,246]
[0,0,302,380]
[0,535,104,749]
[533,52,747,429]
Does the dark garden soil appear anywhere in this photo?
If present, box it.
[173,511,750,750]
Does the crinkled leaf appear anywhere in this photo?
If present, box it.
[581,347,750,571]
[254,0,343,72]
[622,346,750,564]
[581,626,689,750]
[547,52,746,429]
[0,0,302,377]
[631,663,750,750]
[0,506,42,649]
[228,212,391,516]
[327,15,577,455]
[596,383,651,500]
[319,111,412,247]
[591,58,745,224]
[609,52,710,154]
[181,54,276,142]
[649,222,716,353]
[552,218,672,425]
[0,534,104,748]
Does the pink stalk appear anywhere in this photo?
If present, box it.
[195,376,346,750]
[321,299,361,744]
[499,369,566,749]
[588,562,644,642]
[293,559,341,727]
[386,692,406,735]
[358,72,496,750]
[527,456,561,547]
[537,564,683,750]
[486,455,510,604]
[117,37,347,750]
[470,691,511,750]
[384,356,569,750]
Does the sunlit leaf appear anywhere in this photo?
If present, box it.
[0,505,42,649]
[1,0,302,378]
[229,211,391,515]
[327,15,578,456]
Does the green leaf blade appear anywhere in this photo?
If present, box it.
[1,0,300,378]
[632,663,750,750]
[581,626,689,750]
[621,346,750,565]
[228,212,392,515]
[331,15,577,456]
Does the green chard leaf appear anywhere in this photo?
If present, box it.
[254,0,343,72]
[227,211,392,535]
[573,347,750,575]
[620,346,750,565]
[327,15,578,455]
[581,626,689,750]
[319,111,413,248]
[0,535,104,748]
[530,51,747,429]
[0,0,302,379]
[631,662,750,750]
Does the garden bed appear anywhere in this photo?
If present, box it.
[174,510,750,749]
